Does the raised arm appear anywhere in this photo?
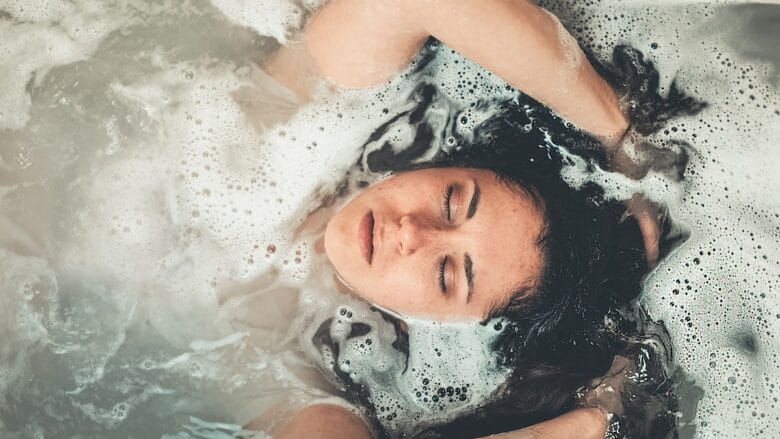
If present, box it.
[265,0,627,140]
[263,404,606,439]
[480,407,607,439]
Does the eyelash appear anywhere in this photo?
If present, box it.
[438,255,448,295]
[442,185,454,222]
[438,185,455,295]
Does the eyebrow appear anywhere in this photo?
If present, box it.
[466,180,480,219]
[464,252,475,303]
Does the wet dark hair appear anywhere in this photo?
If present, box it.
[342,45,705,438]
[382,101,651,437]
[410,104,650,437]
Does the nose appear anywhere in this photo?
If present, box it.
[398,215,426,255]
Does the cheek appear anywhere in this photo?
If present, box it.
[379,260,428,304]
[324,206,361,272]
[323,221,346,270]
[359,261,420,308]
[387,190,434,219]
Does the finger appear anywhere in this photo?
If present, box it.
[636,212,660,265]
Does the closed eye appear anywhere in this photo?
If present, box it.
[438,255,449,294]
[442,185,454,222]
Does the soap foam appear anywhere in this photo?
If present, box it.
[542,1,780,436]
[0,0,131,129]
[208,0,303,44]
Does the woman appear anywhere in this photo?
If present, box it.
[245,0,701,437]
[265,0,652,313]
[300,87,686,438]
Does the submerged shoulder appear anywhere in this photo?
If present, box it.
[271,403,372,439]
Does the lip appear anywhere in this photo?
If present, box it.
[359,210,375,264]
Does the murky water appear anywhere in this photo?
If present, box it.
[1,0,778,437]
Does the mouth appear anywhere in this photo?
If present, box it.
[359,210,375,264]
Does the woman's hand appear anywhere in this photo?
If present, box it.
[626,194,661,264]
[604,131,689,265]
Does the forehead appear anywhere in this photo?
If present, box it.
[465,170,545,310]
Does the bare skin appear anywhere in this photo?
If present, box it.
[324,168,545,321]
[483,407,608,439]
[265,0,660,263]
[272,404,607,439]
[270,404,372,439]
[267,0,628,140]
[254,0,647,437]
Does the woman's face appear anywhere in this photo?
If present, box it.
[324,168,545,320]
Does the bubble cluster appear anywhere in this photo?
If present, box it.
[540,1,780,436]
[299,293,509,437]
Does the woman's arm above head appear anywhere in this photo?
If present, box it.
[263,404,605,439]
[267,0,627,140]
[264,0,428,99]
[479,407,608,439]
[400,0,628,141]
